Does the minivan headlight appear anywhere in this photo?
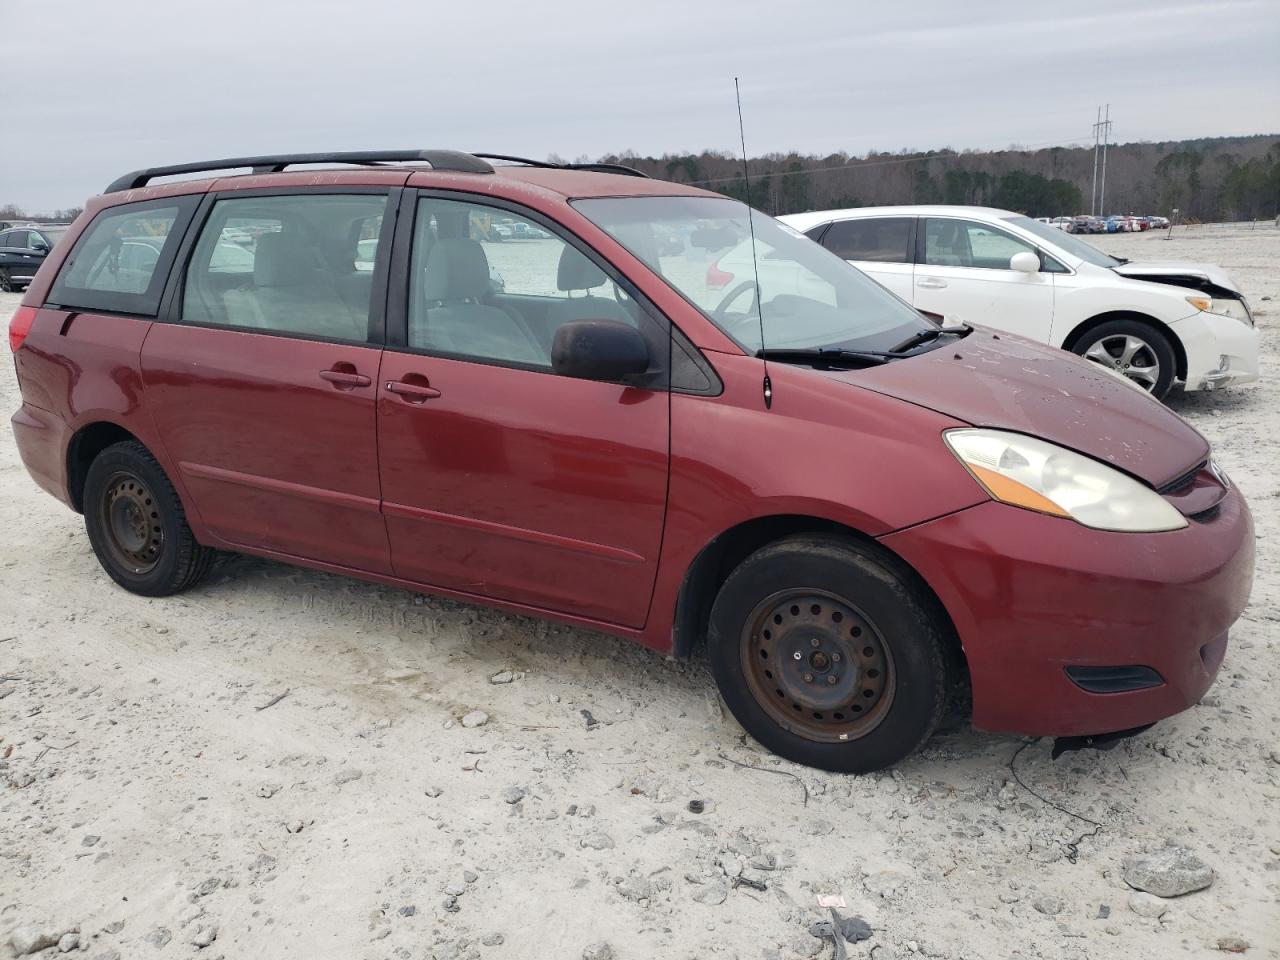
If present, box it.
[943,429,1187,532]
[1186,295,1252,325]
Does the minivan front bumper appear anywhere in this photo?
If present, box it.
[879,486,1254,737]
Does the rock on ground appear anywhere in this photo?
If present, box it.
[1123,845,1215,898]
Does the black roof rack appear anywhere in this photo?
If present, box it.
[471,154,650,179]
[105,150,495,193]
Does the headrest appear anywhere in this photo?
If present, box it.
[254,231,314,287]
[557,245,607,291]
[422,238,491,302]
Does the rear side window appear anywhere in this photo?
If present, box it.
[49,198,198,315]
[180,193,389,343]
[822,218,913,263]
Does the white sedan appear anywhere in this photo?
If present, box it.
[774,205,1258,399]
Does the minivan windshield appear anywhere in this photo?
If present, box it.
[574,196,929,354]
[1005,215,1120,268]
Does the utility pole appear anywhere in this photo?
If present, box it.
[1099,104,1112,216]
[1091,106,1102,216]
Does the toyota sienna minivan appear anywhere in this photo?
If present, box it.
[8,150,1254,772]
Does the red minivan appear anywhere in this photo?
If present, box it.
[8,150,1254,772]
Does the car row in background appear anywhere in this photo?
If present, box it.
[0,224,70,292]
[770,204,1255,400]
[1035,214,1171,234]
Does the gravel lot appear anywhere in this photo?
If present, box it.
[1,225,1277,959]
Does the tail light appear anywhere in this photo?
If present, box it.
[8,305,37,353]
[706,258,734,289]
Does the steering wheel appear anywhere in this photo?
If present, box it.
[713,280,759,323]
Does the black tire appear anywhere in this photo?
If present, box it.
[0,269,12,293]
[707,535,949,774]
[83,440,214,596]
[1071,318,1177,400]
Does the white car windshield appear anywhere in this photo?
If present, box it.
[1005,215,1120,268]
[574,196,929,354]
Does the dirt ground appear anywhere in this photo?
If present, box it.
[1,225,1277,960]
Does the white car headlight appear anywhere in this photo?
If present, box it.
[1186,295,1252,325]
[944,429,1188,532]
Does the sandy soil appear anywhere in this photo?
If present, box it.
[1,225,1277,960]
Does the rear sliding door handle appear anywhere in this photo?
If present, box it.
[319,368,371,388]
[386,380,442,402]
[917,277,947,289]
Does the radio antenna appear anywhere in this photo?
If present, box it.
[735,77,771,409]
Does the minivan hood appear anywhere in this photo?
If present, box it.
[1113,260,1243,297]
[832,330,1208,488]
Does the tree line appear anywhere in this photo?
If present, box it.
[601,134,1280,221]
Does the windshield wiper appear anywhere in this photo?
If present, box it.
[888,324,970,354]
[756,347,892,367]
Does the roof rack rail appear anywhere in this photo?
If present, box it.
[471,154,650,179]
[105,150,494,193]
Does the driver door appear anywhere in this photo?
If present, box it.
[912,217,1054,341]
[377,192,672,628]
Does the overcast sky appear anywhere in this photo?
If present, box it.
[3,0,1277,211]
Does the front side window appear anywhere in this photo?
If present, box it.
[181,193,389,342]
[407,197,653,370]
[822,217,912,264]
[574,196,927,354]
[50,199,193,315]
[923,218,1036,270]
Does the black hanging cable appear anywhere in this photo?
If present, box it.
[735,78,771,410]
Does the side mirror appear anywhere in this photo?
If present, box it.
[1010,251,1040,274]
[552,320,650,383]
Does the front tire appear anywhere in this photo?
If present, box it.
[83,440,214,596]
[708,535,949,773]
[0,269,12,293]
[1072,319,1177,400]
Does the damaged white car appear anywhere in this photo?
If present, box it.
[777,205,1258,399]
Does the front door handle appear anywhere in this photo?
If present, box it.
[386,379,442,403]
[917,277,947,289]
[319,364,371,389]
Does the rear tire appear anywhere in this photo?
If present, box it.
[0,269,12,293]
[707,535,949,773]
[83,440,214,596]
[1071,318,1176,400]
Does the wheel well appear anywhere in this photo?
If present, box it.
[1062,311,1187,381]
[67,422,139,513]
[671,515,969,688]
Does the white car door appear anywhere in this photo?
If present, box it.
[912,217,1054,340]
[816,216,915,303]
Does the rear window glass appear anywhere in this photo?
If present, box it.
[49,198,198,315]
[822,218,912,263]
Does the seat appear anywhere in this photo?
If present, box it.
[928,222,970,267]
[222,231,367,340]
[547,246,632,328]
[414,238,546,365]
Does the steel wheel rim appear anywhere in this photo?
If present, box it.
[98,471,163,575]
[741,589,895,744]
[1084,334,1160,391]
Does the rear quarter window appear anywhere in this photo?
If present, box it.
[48,196,200,316]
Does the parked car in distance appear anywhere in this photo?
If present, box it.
[1049,216,1076,233]
[0,224,70,292]
[8,150,1254,773]
[779,204,1258,398]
